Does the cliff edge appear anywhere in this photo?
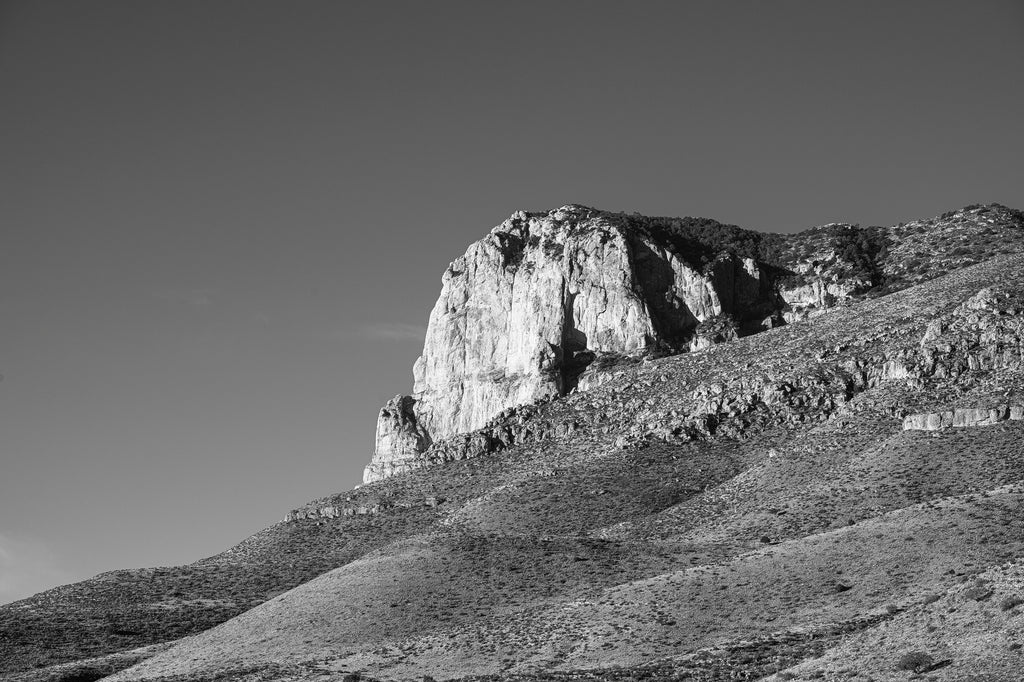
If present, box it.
[364,203,1024,482]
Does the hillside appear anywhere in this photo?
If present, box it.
[2,204,1023,682]
[366,202,1024,481]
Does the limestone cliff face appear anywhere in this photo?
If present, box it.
[373,395,430,467]
[364,205,780,482]
[363,204,1024,483]
[366,260,1024,484]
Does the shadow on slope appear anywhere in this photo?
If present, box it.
[105,531,689,680]
[334,484,1024,680]
[786,556,1024,681]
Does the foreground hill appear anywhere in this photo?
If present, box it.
[2,204,1023,682]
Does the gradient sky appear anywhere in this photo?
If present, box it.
[1,0,1022,604]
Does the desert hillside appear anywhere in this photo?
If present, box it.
[2,203,1023,682]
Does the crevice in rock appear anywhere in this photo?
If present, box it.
[627,236,695,351]
[559,291,594,394]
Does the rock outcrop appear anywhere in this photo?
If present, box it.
[366,270,1024,481]
[364,204,1024,483]
[365,205,783,482]
[902,405,1024,431]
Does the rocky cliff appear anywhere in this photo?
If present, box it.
[365,205,784,481]
[365,203,1024,482]
[362,264,1024,485]
[9,204,1024,682]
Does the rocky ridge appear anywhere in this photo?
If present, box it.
[4,203,1024,682]
[367,204,1024,482]
[96,241,1024,682]
[358,262,1024,492]
[367,206,783,482]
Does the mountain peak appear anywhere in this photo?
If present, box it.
[6,203,1024,682]
[365,203,1024,483]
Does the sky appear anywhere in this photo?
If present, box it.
[1,0,1023,604]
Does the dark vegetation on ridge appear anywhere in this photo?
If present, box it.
[539,202,1023,292]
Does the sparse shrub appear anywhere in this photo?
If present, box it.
[964,584,993,601]
[922,593,941,605]
[56,670,108,682]
[895,651,934,672]
[999,595,1024,611]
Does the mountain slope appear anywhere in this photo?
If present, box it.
[367,203,1024,482]
[2,204,1023,682]
[105,252,1024,681]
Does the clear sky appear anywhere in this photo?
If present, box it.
[1,0,1022,604]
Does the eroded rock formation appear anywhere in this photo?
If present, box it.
[364,204,1024,483]
[366,275,1024,481]
[902,405,1024,430]
[364,205,782,482]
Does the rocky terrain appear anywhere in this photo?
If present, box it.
[367,203,1024,482]
[2,202,1023,682]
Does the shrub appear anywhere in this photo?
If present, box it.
[964,585,993,601]
[896,651,934,672]
[831,224,890,286]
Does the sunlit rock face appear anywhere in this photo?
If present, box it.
[364,205,780,483]
[367,395,432,481]
[778,277,866,323]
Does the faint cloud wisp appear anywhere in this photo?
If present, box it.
[154,288,216,307]
[0,533,71,605]
[355,322,427,342]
